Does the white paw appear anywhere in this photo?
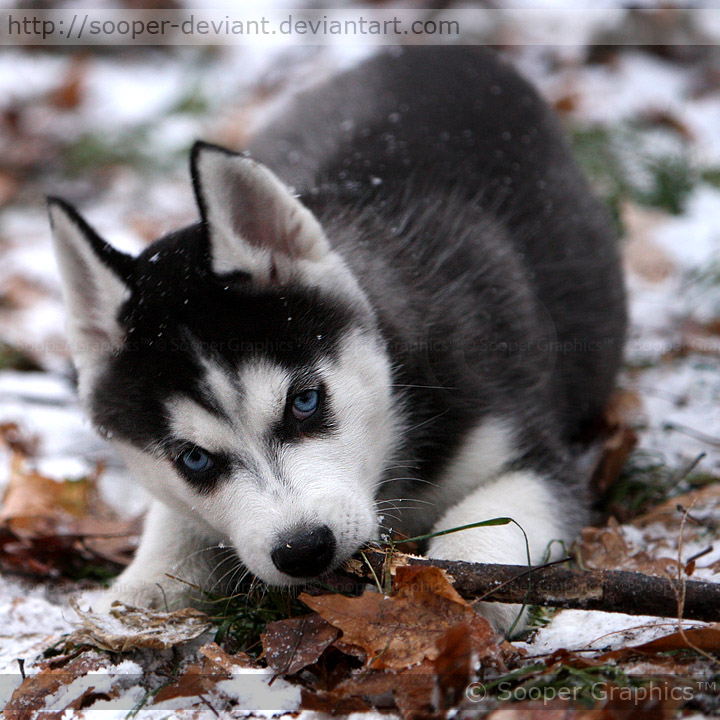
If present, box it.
[474,601,527,636]
[88,572,196,614]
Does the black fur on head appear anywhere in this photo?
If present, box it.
[49,143,369,459]
[90,223,360,452]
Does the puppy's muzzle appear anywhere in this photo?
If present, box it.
[271,524,336,578]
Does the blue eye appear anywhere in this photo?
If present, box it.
[292,389,320,420]
[181,447,213,473]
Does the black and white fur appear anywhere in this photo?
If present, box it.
[49,47,626,632]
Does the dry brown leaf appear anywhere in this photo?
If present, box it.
[145,644,257,706]
[604,623,720,659]
[301,565,502,671]
[639,108,694,140]
[261,613,340,674]
[579,520,679,578]
[327,659,438,718]
[300,688,372,715]
[0,453,140,578]
[590,424,639,497]
[5,654,112,720]
[434,622,476,711]
[486,700,579,720]
[199,642,255,671]
[154,655,228,703]
[622,202,675,283]
[301,616,495,717]
[0,422,38,456]
[69,600,212,652]
[0,169,18,205]
[586,390,639,497]
[633,483,720,528]
[554,93,579,114]
[1,454,96,531]
[49,57,87,110]
[0,274,53,310]
[487,690,681,720]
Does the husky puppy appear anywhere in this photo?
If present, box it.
[49,47,626,631]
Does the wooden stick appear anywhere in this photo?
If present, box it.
[339,548,720,623]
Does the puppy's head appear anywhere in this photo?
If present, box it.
[49,142,398,585]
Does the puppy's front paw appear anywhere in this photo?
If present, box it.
[88,572,195,614]
[473,601,527,636]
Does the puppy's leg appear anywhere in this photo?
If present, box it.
[92,501,222,612]
[426,470,574,635]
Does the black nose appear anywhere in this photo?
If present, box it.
[271,525,336,578]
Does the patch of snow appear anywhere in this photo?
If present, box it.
[0,52,67,107]
[654,185,720,269]
[628,356,720,473]
[0,578,78,707]
[0,371,74,402]
[42,658,144,714]
[84,61,190,127]
[525,609,704,657]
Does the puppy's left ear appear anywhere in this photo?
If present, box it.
[190,142,330,275]
[47,198,135,373]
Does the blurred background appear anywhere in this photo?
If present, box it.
[1,0,720,691]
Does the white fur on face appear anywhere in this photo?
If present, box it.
[121,328,398,587]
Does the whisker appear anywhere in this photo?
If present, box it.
[220,566,252,614]
[377,476,439,488]
[178,543,233,567]
[379,505,429,513]
[376,497,435,506]
[376,510,401,523]
[211,556,246,594]
[391,383,460,391]
[406,409,451,433]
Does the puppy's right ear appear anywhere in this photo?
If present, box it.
[47,198,135,373]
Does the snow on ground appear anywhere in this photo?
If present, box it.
[1,7,720,717]
[624,184,720,474]
[0,578,77,707]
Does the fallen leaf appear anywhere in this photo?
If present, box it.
[486,699,579,719]
[4,653,112,720]
[639,108,694,141]
[603,623,720,659]
[154,655,228,703]
[69,600,212,652]
[328,660,437,718]
[0,169,18,205]
[588,391,640,496]
[301,565,503,671]
[1,454,95,531]
[301,688,371,715]
[0,453,140,578]
[49,57,86,110]
[262,613,340,674]
[434,622,476,710]
[199,642,256,671]
[633,483,720,529]
[554,93,578,114]
[622,203,675,283]
[579,519,679,578]
[0,274,53,311]
[0,422,38,456]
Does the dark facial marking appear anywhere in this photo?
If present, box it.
[167,442,231,494]
[90,223,360,462]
